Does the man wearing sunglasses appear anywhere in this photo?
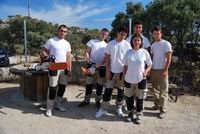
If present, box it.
[40,24,71,117]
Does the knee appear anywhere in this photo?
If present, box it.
[103,88,112,102]
[49,86,57,100]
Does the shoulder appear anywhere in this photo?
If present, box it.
[108,40,116,45]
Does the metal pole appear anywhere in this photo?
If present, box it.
[24,20,28,63]
[28,0,31,17]
[128,18,132,37]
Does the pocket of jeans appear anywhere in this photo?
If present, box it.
[138,79,147,89]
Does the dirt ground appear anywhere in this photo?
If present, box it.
[0,82,200,134]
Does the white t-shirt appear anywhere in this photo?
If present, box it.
[151,39,172,69]
[126,34,151,49]
[44,37,71,63]
[123,49,152,84]
[87,39,107,64]
[105,39,131,73]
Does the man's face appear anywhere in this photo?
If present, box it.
[58,27,68,39]
[134,24,143,34]
[117,31,127,41]
[99,30,109,41]
[153,30,162,41]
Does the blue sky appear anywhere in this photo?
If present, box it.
[0,0,152,29]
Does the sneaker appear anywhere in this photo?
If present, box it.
[95,101,101,110]
[135,114,143,124]
[46,109,52,117]
[95,109,107,118]
[54,102,66,112]
[126,112,133,122]
[158,112,166,119]
[78,101,90,107]
[116,107,125,117]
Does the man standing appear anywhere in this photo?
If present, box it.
[40,24,72,117]
[78,28,109,109]
[95,26,131,118]
[126,20,151,51]
[151,26,172,119]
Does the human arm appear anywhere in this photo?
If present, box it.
[162,51,172,77]
[40,47,49,62]
[85,47,91,63]
[105,53,111,80]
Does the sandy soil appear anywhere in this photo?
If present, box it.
[0,83,200,134]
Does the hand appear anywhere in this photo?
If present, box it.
[106,71,110,80]
[162,70,168,77]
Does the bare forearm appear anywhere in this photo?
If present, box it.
[67,52,72,71]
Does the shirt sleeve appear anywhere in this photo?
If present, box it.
[105,41,111,55]
[86,40,92,48]
[165,42,173,53]
[145,50,152,65]
[44,39,51,50]
[122,51,129,65]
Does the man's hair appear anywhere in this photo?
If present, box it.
[101,28,109,32]
[117,26,128,33]
[130,34,143,49]
[134,20,143,26]
[152,26,162,32]
[58,24,68,30]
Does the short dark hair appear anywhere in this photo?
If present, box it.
[130,34,143,49]
[58,24,68,30]
[101,28,109,32]
[152,26,162,32]
[134,20,143,26]
[117,26,128,33]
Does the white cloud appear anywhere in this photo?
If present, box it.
[0,3,112,28]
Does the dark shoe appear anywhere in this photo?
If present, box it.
[158,112,166,119]
[78,101,90,107]
[126,112,133,122]
[96,101,101,110]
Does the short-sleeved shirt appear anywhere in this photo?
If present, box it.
[126,34,151,49]
[105,39,131,73]
[87,39,107,65]
[151,39,172,69]
[44,37,71,63]
[123,48,152,84]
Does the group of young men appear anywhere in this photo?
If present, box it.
[40,21,172,124]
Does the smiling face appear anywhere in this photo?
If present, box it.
[132,36,142,50]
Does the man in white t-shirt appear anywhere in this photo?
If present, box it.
[150,26,172,119]
[95,26,131,118]
[126,20,151,51]
[78,28,109,109]
[40,24,72,117]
